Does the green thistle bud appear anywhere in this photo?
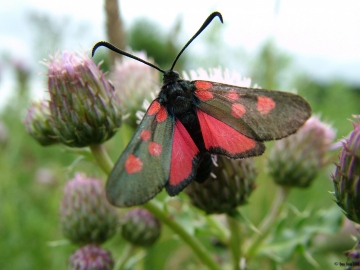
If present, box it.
[24,100,58,146]
[110,51,159,128]
[60,173,118,244]
[45,51,122,147]
[333,118,360,223]
[121,208,161,246]
[68,244,114,270]
[268,116,335,188]
[185,156,257,214]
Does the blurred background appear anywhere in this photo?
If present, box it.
[1,0,359,269]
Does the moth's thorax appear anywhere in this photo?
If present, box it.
[159,70,194,117]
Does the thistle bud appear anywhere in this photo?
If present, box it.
[110,51,159,127]
[45,51,122,147]
[60,173,118,245]
[24,100,58,146]
[345,242,360,262]
[121,208,161,246]
[268,116,335,188]
[333,118,360,223]
[185,156,257,214]
[68,244,114,270]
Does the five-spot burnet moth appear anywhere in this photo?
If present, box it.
[92,11,311,207]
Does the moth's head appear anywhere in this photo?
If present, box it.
[163,70,180,85]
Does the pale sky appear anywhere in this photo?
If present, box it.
[1,0,360,108]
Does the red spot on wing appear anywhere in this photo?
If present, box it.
[156,106,167,122]
[197,110,256,155]
[140,130,151,141]
[257,96,276,115]
[195,90,214,101]
[231,103,246,118]
[125,154,143,174]
[148,100,161,115]
[226,89,239,100]
[195,81,212,90]
[169,121,199,186]
[148,142,162,156]
[194,81,214,101]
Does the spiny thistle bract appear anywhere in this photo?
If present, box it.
[24,100,58,146]
[333,117,360,224]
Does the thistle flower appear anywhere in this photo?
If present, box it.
[60,173,118,245]
[333,117,360,223]
[121,208,161,246]
[186,156,257,214]
[110,51,159,127]
[24,100,58,146]
[268,116,335,188]
[45,51,122,147]
[68,244,114,270]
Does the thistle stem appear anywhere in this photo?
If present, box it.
[89,144,113,175]
[226,215,242,270]
[244,187,290,259]
[114,244,137,270]
[206,215,230,243]
[143,201,220,270]
[90,143,220,270]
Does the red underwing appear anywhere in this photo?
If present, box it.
[92,11,311,207]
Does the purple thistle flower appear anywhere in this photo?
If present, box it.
[60,173,118,245]
[110,51,159,127]
[68,244,114,270]
[44,51,122,147]
[333,117,360,223]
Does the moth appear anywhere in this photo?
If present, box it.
[92,12,311,207]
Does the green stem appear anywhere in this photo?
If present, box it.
[143,201,220,270]
[226,215,242,270]
[91,143,220,270]
[244,187,290,259]
[114,244,137,270]
[206,215,230,243]
[90,144,113,175]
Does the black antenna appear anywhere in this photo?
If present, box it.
[92,41,165,73]
[92,12,223,73]
[170,11,223,71]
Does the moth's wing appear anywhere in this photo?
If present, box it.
[192,80,311,158]
[165,120,200,195]
[106,100,174,207]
